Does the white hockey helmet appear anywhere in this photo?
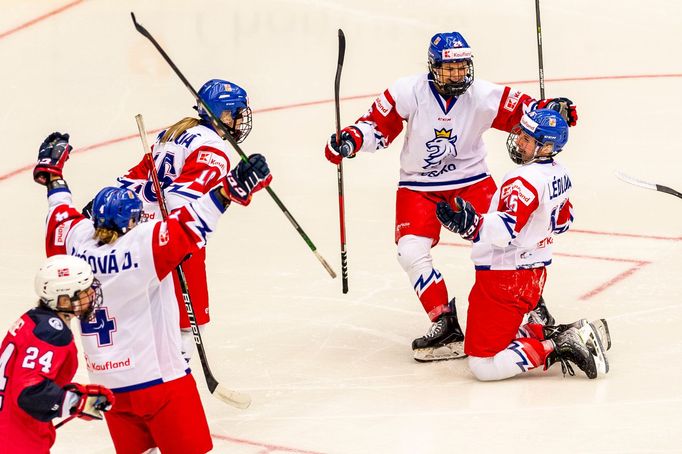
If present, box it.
[34,255,101,320]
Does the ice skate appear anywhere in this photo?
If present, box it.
[544,318,611,351]
[412,299,466,362]
[545,323,608,379]
[527,296,555,326]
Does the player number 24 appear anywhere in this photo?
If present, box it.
[0,344,54,408]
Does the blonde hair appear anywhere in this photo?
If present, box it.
[160,117,202,143]
[94,228,119,245]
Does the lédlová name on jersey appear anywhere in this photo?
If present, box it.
[71,248,139,274]
[549,174,572,200]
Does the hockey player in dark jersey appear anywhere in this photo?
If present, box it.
[0,255,114,453]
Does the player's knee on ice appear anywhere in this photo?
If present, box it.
[468,355,526,382]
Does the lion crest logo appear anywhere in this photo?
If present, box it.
[423,128,458,169]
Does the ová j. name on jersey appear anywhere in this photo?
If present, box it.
[43,184,227,392]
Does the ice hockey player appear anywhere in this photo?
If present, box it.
[87,79,259,362]
[34,131,271,453]
[0,255,114,453]
[435,108,610,380]
[324,31,578,362]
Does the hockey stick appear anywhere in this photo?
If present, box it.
[135,114,251,409]
[54,414,77,429]
[615,171,682,199]
[130,12,336,279]
[334,29,349,294]
[534,0,546,98]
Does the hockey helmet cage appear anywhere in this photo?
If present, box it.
[428,32,474,97]
[506,108,569,164]
[196,79,252,143]
[34,254,102,320]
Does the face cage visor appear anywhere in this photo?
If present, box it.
[218,106,253,143]
[48,277,103,322]
[506,125,558,165]
[428,59,474,97]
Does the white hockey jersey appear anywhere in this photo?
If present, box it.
[471,159,574,270]
[118,123,236,220]
[44,186,227,392]
[354,73,535,191]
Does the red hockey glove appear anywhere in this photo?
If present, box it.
[536,98,578,126]
[436,197,482,240]
[65,383,115,421]
[222,153,272,206]
[325,125,363,164]
[34,132,72,185]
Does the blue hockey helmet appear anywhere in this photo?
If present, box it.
[427,32,474,97]
[506,108,569,164]
[195,79,252,143]
[92,187,143,234]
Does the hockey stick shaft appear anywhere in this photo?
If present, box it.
[615,171,682,199]
[130,12,336,279]
[135,114,251,409]
[335,29,349,294]
[534,0,546,98]
[54,414,77,429]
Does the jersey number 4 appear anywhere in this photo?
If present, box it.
[0,344,53,410]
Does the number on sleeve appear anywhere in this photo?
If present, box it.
[38,351,53,373]
[0,343,17,409]
[21,347,54,373]
[22,347,38,369]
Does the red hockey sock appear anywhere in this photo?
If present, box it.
[515,337,553,367]
[413,269,449,321]
[523,323,546,341]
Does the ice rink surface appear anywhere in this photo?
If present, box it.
[1,0,681,452]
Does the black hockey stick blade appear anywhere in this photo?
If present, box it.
[615,172,682,200]
[336,29,346,83]
[334,29,345,132]
[130,12,336,279]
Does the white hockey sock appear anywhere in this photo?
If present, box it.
[397,235,449,319]
[468,338,547,381]
[396,235,436,286]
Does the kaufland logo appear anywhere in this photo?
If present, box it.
[375,93,392,116]
[442,48,472,60]
[85,354,133,373]
[521,115,539,132]
[197,151,227,173]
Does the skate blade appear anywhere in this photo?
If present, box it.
[571,319,610,352]
[590,318,611,351]
[413,342,466,362]
[578,323,609,375]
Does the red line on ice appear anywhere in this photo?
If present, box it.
[212,433,325,454]
[0,0,84,40]
[570,228,681,241]
[441,242,654,299]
